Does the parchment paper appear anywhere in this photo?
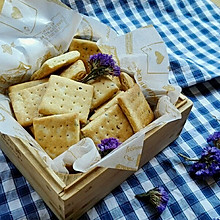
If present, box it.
[0,0,82,93]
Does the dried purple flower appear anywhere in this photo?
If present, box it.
[179,146,220,179]
[135,186,169,214]
[80,53,120,83]
[207,131,220,148]
[97,137,121,157]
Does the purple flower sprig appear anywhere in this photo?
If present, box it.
[97,137,121,158]
[80,53,120,83]
[135,186,169,214]
[207,132,220,149]
[179,146,220,179]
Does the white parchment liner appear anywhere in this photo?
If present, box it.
[0,0,82,93]
[0,0,182,173]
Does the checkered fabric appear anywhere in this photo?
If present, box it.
[65,0,220,88]
[1,0,220,219]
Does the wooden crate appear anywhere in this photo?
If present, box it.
[0,94,192,220]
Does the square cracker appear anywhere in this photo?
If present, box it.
[118,84,154,133]
[38,75,93,124]
[81,104,134,146]
[89,91,124,121]
[31,51,80,80]
[60,59,86,81]
[33,113,80,159]
[89,76,119,110]
[69,38,100,71]
[8,78,48,93]
[9,82,48,127]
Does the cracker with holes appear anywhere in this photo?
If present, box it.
[9,83,48,127]
[38,75,93,123]
[119,71,135,91]
[8,78,48,93]
[89,91,124,121]
[33,113,80,159]
[89,76,119,110]
[69,38,100,71]
[109,75,122,90]
[31,51,80,80]
[60,60,86,80]
[81,104,134,145]
[118,84,154,133]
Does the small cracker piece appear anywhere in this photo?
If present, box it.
[118,84,154,133]
[38,75,93,124]
[33,113,80,159]
[119,71,135,91]
[81,104,134,145]
[110,76,122,90]
[31,51,80,80]
[9,83,48,127]
[89,76,119,110]
[8,78,48,93]
[69,38,100,71]
[89,91,124,121]
[60,59,86,81]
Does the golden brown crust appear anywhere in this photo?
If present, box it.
[38,75,93,124]
[89,76,119,110]
[69,38,100,72]
[119,71,135,91]
[33,113,80,159]
[60,60,86,81]
[81,104,134,145]
[118,84,154,133]
[8,78,48,93]
[9,83,48,127]
[31,51,80,80]
[89,91,124,121]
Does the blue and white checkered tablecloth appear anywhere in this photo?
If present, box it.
[1,0,220,219]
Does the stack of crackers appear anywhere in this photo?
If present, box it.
[8,38,154,160]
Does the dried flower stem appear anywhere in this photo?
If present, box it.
[81,67,111,83]
[178,153,199,161]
